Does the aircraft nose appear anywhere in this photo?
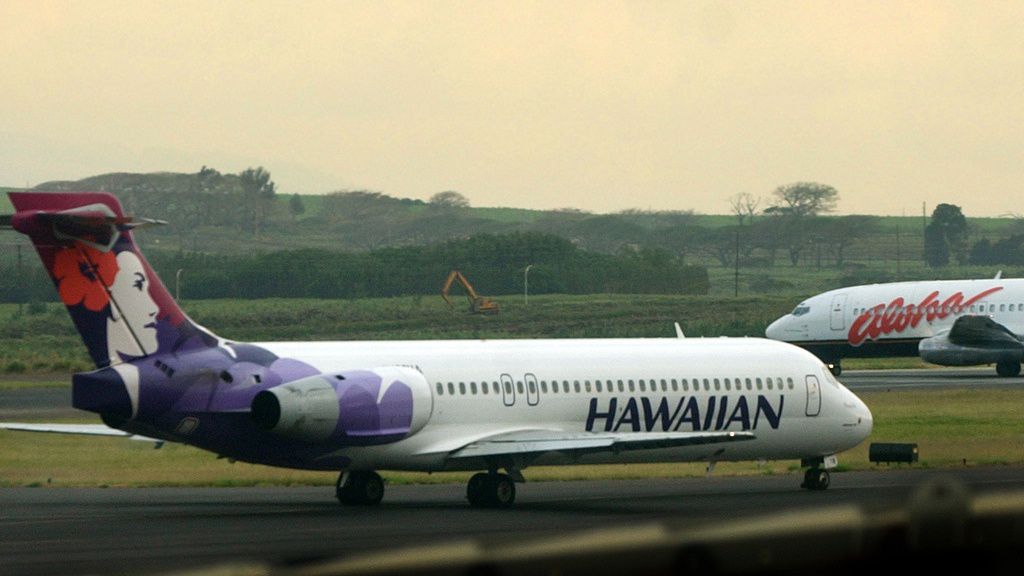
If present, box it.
[765,316,787,340]
[849,390,873,442]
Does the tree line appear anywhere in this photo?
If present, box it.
[0,232,709,304]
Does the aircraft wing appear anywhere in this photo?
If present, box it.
[440,429,755,460]
[0,423,162,444]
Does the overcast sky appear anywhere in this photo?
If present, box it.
[1,1,1021,216]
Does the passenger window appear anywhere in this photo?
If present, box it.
[639,380,646,392]
[714,378,720,391]
[596,381,602,392]
[703,378,710,391]
[585,381,592,392]
[448,383,455,395]
[617,380,624,392]
[436,383,444,395]
[517,381,524,394]
[504,382,511,394]
[787,377,794,389]
[766,380,773,390]
[756,379,763,390]
[724,378,731,391]
[628,380,635,392]
[563,381,570,393]
[671,379,678,391]
[528,381,536,394]
[1011,304,1016,312]
[459,382,466,395]
[661,379,668,391]
[752,378,759,390]
[470,382,477,395]
[681,379,688,391]
[1000,304,1006,312]
[541,381,548,394]
[494,382,501,394]
[482,382,488,395]
[574,381,581,393]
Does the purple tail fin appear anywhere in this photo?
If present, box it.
[7,192,218,368]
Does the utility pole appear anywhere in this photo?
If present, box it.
[734,228,740,297]
[17,244,23,316]
[523,264,533,305]
[895,224,902,280]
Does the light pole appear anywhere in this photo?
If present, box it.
[524,264,533,305]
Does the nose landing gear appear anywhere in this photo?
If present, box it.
[800,455,837,490]
[801,467,831,490]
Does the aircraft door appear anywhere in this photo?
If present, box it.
[830,293,848,331]
[525,373,540,406]
[805,375,821,417]
[500,373,515,407]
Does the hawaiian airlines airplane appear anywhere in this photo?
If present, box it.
[1,192,872,506]
[766,278,1024,377]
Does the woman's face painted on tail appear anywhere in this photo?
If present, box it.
[108,251,160,357]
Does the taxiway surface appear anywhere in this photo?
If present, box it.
[2,467,1024,576]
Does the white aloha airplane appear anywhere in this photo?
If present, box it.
[766,275,1024,377]
[1,192,872,507]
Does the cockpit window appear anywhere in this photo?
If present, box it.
[792,305,811,317]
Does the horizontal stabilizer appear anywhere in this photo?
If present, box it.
[0,422,160,444]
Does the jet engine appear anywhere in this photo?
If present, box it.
[918,314,1024,367]
[251,367,432,444]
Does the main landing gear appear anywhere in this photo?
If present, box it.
[466,472,517,508]
[996,361,1021,377]
[336,470,385,506]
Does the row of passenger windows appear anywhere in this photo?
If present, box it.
[854,302,1024,316]
[435,376,797,397]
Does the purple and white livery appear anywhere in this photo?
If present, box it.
[2,192,872,506]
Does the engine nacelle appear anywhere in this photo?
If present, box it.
[251,367,432,444]
[919,333,1024,367]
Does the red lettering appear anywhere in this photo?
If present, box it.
[848,286,1003,346]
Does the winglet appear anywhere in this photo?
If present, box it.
[674,322,685,339]
[995,270,1003,280]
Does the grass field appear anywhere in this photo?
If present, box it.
[1,388,1020,487]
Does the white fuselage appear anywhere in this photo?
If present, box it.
[260,337,872,472]
[766,278,1024,353]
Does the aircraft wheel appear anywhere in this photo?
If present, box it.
[487,473,516,508]
[468,473,516,508]
[337,471,385,506]
[801,468,830,491]
[996,361,1021,377]
[828,361,842,377]
[466,472,489,507]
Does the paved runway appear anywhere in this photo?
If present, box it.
[2,466,1024,576]
[840,367,1024,390]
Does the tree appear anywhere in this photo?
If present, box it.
[288,194,306,221]
[429,190,470,209]
[924,203,968,267]
[728,192,761,225]
[239,167,276,236]
[764,182,838,218]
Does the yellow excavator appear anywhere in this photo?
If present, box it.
[441,270,500,315]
